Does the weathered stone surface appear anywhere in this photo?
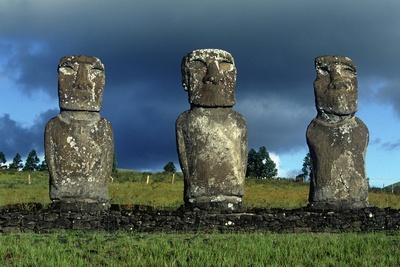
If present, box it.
[58,55,105,112]
[307,56,369,209]
[177,49,248,211]
[181,49,236,107]
[307,117,369,208]
[1,204,399,233]
[314,56,358,117]
[45,55,114,208]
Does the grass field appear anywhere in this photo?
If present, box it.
[0,170,399,266]
[0,170,399,209]
[0,231,399,266]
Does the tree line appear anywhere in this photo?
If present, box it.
[1,148,312,180]
[160,146,311,180]
[160,146,279,180]
[0,150,47,171]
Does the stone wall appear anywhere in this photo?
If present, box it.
[0,204,399,233]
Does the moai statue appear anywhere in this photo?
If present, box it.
[307,55,369,209]
[45,55,114,210]
[176,49,248,211]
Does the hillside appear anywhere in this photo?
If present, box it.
[383,181,400,194]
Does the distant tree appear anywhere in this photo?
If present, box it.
[258,146,278,178]
[246,148,258,177]
[295,173,306,183]
[0,152,6,169]
[246,146,277,179]
[23,150,40,171]
[8,153,23,170]
[163,162,176,173]
[301,152,312,181]
[38,160,48,171]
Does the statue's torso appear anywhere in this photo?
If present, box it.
[45,113,113,202]
[306,116,369,204]
[177,107,247,199]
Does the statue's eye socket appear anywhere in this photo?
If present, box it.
[220,59,232,64]
[317,66,329,75]
[343,66,356,74]
[219,60,233,71]
[90,68,104,76]
[59,65,75,75]
[190,59,206,69]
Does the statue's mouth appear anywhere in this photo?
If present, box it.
[62,93,96,104]
[328,80,353,91]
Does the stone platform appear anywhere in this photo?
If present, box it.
[0,204,399,233]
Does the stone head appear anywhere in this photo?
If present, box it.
[181,49,236,107]
[58,55,105,112]
[314,56,358,116]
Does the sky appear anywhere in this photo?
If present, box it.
[0,0,400,187]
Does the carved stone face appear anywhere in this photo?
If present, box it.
[58,55,105,111]
[182,49,236,107]
[314,56,358,116]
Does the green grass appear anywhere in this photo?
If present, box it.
[0,171,49,205]
[1,171,400,209]
[0,231,398,266]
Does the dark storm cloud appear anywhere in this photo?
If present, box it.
[0,109,57,160]
[1,0,400,169]
[236,91,315,152]
[102,83,187,169]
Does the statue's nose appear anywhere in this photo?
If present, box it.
[329,66,342,80]
[203,62,220,85]
[75,66,92,90]
[328,67,345,90]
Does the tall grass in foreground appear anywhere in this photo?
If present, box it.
[0,231,399,266]
[0,171,400,208]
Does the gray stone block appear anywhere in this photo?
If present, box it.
[45,55,114,208]
[177,49,248,211]
[307,56,369,209]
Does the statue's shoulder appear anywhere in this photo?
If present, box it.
[176,110,190,126]
[99,117,112,128]
[354,116,367,129]
[45,115,62,130]
[230,110,246,125]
